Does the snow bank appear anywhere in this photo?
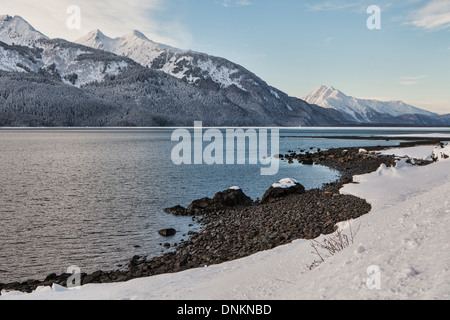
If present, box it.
[380,145,436,161]
[387,133,450,139]
[2,147,449,300]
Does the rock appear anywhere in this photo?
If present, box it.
[213,188,253,208]
[44,273,57,282]
[169,188,254,215]
[302,159,314,165]
[274,154,284,159]
[261,178,306,204]
[187,197,212,212]
[163,205,188,216]
[158,228,177,237]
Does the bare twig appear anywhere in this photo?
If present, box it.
[307,221,360,270]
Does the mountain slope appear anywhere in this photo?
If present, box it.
[304,85,438,123]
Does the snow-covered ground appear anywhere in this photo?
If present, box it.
[387,133,450,139]
[1,145,449,300]
[379,145,435,160]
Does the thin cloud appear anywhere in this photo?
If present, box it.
[410,0,450,30]
[399,75,429,86]
[306,1,362,12]
[221,0,253,7]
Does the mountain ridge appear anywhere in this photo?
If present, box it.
[304,85,440,124]
[76,29,263,92]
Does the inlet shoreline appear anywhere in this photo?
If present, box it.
[0,137,443,294]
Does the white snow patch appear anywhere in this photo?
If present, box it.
[272,178,299,189]
[196,59,246,91]
[270,89,280,99]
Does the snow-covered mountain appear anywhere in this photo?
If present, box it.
[0,15,134,87]
[0,15,47,46]
[76,29,179,69]
[76,29,259,92]
[304,85,438,123]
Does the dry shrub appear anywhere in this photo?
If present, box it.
[308,222,359,270]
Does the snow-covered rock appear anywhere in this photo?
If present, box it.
[261,178,305,204]
[432,144,450,162]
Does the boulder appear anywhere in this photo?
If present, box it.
[187,197,213,213]
[261,178,306,204]
[158,228,177,237]
[163,205,188,216]
[212,188,253,208]
[165,188,253,215]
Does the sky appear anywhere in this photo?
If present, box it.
[1,0,450,114]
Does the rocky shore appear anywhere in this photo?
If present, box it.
[0,139,440,294]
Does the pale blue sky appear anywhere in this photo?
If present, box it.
[3,0,450,113]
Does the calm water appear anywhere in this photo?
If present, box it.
[0,127,449,283]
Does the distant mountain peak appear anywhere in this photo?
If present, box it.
[312,85,340,94]
[304,85,436,123]
[81,29,109,42]
[126,30,148,40]
[91,29,106,38]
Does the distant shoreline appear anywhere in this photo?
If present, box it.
[282,136,448,142]
[0,126,450,130]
